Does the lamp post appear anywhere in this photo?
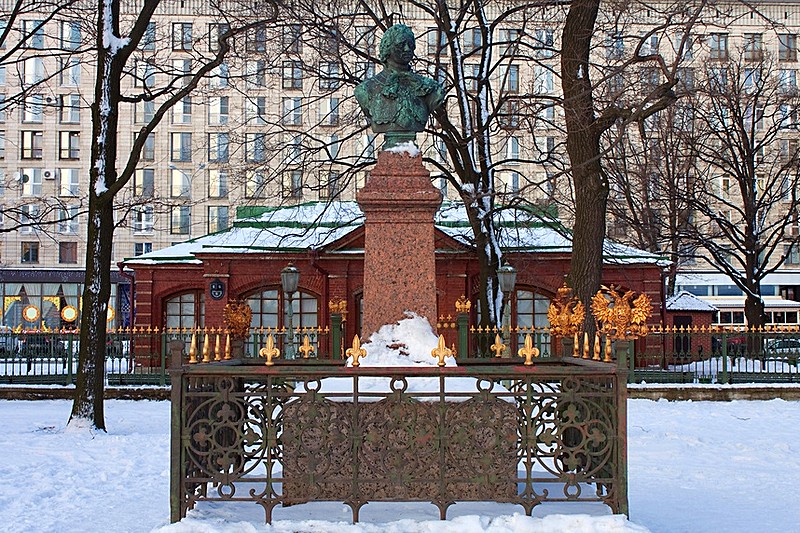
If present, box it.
[281,263,300,359]
[497,263,517,356]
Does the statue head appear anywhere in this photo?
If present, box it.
[379,24,416,66]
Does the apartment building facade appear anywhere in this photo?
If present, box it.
[1,0,799,330]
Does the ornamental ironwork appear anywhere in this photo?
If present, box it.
[547,283,585,338]
[223,301,252,340]
[590,285,652,340]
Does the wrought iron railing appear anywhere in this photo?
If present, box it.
[632,325,800,384]
[170,359,628,523]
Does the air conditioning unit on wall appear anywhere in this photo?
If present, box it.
[42,169,56,180]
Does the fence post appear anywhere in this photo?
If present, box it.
[330,312,342,360]
[720,331,729,384]
[615,340,631,383]
[457,311,469,358]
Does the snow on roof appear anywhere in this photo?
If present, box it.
[122,201,667,267]
[666,291,718,312]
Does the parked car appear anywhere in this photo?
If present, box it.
[765,338,800,356]
[17,336,68,359]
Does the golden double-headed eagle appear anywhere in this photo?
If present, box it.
[590,285,652,340]
[547,283,585,338]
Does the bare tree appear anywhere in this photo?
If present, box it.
[70,0,276,430]
[680,45,800,328]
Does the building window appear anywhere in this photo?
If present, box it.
[24,57,44,85]
[606,32,624,59]
[506,136,520,161]
[59,168,80,196]
[319,62,340,90]
[133,206,154,233]
[171,96,192,124]
[245,96,267,125]
[283,24,302,54]
[21,131,43,159]
[135,100,155,123]
[356,61,375,80]
[22,95,43,123]
[0,130,4,159]
[208,22,229,52]
[142,132,155,161]
[19,204,39,233]
[172,22,192,51]
[141,21,156,51]
[57,206,79,233]
[533,28,554,58]
[320,97,339,126]
[209,63,229,89]
[319,170,341,200]
[499,100,520,129]
[58,58,80,86]
[282,97,303,126]
[207,132,229,162]
[245,171,268,198]
[21,242,39,263]
[135,59,155,88]
[170,206,191,235]
[165,292,204,330]
[170,169,191,198]
[134,168,155,198]
[463,28,482,54]
[23,20,44,49]
[246,133,267,162]
[786,244,800,265]
[59,94,81,123]
[20,169,42,195]
[247,23,267,52]
[284,135,302,165]
[426,27,446,56]
[779,34,798,62]
[60,21,81,50]
[709,33,728,60]
[779,69,798,95]
[245,60,267,88]
[355,25,376,55]
[282,61,302,89]
[58,242,78,264]
[743,33,763,61]
[504,65,519,93]
[207,206,229,233]
[283,170,303,199]
[533,66,554,94]
[170,132,192,161]
[59,131,80,160]
[134,242,153,256]
[208,96,229,125]
[208,169,228,198]
[246,289,318,329]
[320,29,340,57]
[513,289,550,346]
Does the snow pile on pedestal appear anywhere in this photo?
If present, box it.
[384,141,420,157]
[348,312,455,367]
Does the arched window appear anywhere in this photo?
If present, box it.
[246,289,318,329]
[164,291,204,329]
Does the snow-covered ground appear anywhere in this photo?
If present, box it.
[0,398,797,533]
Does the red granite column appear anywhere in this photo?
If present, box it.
[356,150,442,338]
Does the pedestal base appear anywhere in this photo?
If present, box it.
[357,151,442,338]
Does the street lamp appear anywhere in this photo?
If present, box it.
[281,263,300,359]
[497,263,517,356]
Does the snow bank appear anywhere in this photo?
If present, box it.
[353,313,454,367]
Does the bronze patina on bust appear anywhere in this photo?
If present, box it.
[355,24,445,150]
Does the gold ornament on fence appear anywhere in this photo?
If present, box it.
[298,334,315,358]
[223,301,252,340]
[547,282,585,338]
[490,334,506,358]
[431,334,453,367]
[517,333,540,366]
[455,295,472,314]
[328,299,347,318]
[346,335,366,367]
[590,285,652,340]
[260,334,280,366]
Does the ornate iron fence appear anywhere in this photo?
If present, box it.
[170,359,628,523]
[632,326,800,384]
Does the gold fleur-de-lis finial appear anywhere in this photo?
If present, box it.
[490,333,506,358]
[431,334,453,367]
[346,335,366,367]
[259,334,280,366]
[517,333,540,366]
[298,334,315,358]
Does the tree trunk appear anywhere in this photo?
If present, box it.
[69,1,122,429]
[469,208,502,328]
[561,0,605,330]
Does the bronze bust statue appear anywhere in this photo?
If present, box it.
[355,24,445,150]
